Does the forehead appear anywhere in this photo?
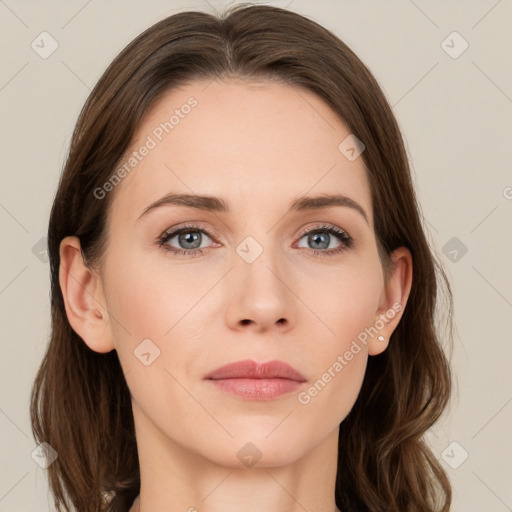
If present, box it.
[109,78,373,226]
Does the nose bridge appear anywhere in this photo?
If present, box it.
[229,199,277,263]
[230,193,297,282]
[225,228,295,330]
[234,230,286,292]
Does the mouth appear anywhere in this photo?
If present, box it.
[204,359,307,400]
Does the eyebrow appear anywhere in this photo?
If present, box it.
[138,192,369,225]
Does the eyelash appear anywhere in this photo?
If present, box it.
[156,223,354,258]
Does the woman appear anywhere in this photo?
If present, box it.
[30,4,454,511]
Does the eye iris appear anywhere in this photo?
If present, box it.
[179,231,201,249]
[309,232,330,249]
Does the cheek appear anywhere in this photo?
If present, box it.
[296,307,373,435]
[297,263,381,415]
[104,250,207,343]
[102,252,209,424]
[306,260,382,346]
[102,248,220,389]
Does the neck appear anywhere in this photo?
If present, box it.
[128,402,341,512]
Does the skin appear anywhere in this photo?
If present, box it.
[59,78,413,512]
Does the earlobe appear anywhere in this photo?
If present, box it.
[368,246,413,356]
[59,236,114,353]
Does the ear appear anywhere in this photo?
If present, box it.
[368,246,413,356]
[59,236,115,353]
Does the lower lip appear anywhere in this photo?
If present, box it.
[207,378,304,400]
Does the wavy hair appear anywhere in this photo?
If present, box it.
[30,4,454,511]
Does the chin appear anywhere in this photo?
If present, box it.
[199,431,310,470]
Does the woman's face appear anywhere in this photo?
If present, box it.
[93,78,406,468]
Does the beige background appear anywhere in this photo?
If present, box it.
[1,0,511,510]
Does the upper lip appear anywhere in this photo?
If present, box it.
[205,359,307,382]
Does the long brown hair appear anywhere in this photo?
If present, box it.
[30,4,454,511]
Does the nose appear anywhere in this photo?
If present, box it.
[225,248,296,334]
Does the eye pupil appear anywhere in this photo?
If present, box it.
[179,231,201,249]
[309,232,329,249]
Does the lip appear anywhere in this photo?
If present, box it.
[204,359,307,400]
[205,359,307,381]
